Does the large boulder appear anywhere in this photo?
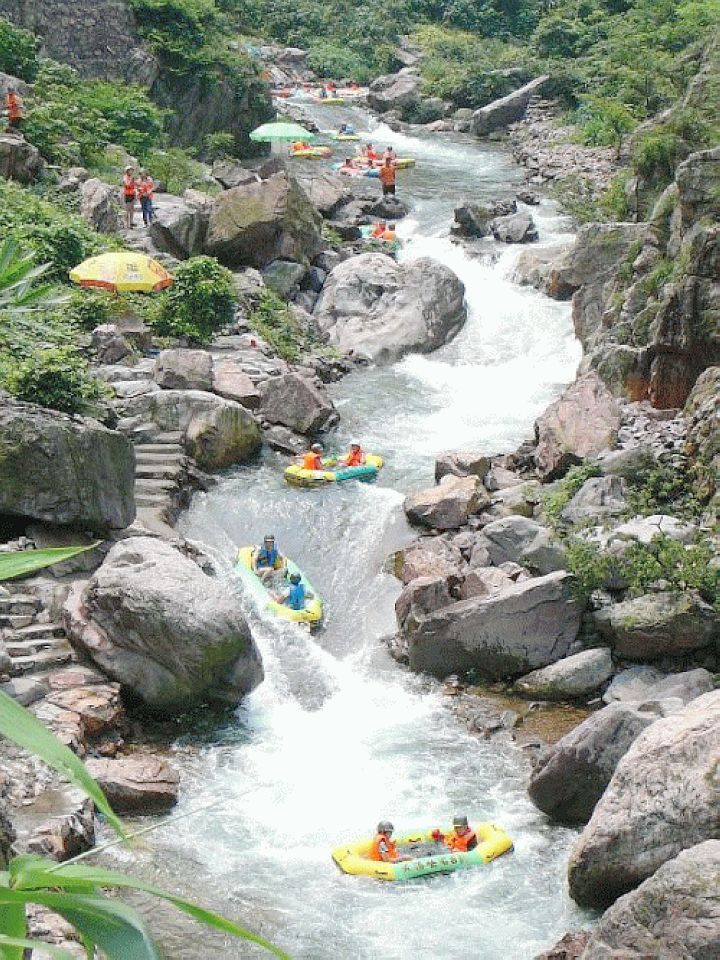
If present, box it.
[90,324,131,365]
[567,690,720,908]
[407,571,582,679]
[79,178,120,233]
[313,253,466,364]
[368,69,421,114]
[404,476,487,531]
[0,132,44,183]
[559,476,628,524]
[581,841,720,960]
[395,575,453,633]
[118,390,261,469]
[64,538,263,714]
[603,665,715,705]
[0,398,135,531]
[211,160,257,190]
[259,373,335,435]
[534,372,620,480]
[149,193,209,259]
[471,76,549,136]
[684,365,720,509]
[491,211,538,244]
[476,516,567,575]
[204,171,322,269]
[392,537,465,585]
[84,755,179,813]
[435,451,490,483]
[153,349,213,391]
[514,648,613,702]
[294,171,351,218]
[594,592,718,660]
[211,359,261,409]
[528,699,681,825]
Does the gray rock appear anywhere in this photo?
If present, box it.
[295,171,351,218]
[313,253,466,364]
[79,178,121,233]
[212,359,261,409]
[491,211,538,244]
[211,160,257,190]
[534,931,590,960]
[262,259,306,298]
[407,571,583,679]
[0,131,44,183]
[603,666,715,705]
[598,445,657,478]
[478,516,568,575]
[560,476,628,524]
[368,69,421,115]
[393,538,465,585]
[260,372,335,435]
[528,698,682,825]
[64,538,263,714]
[204,171,322,269]
[594,591,718,660]
[85,755,179,813]
[395,575,453,632]
[435,451,490,483]
[0,676,49,706]
[0,398,135,531]
[471,76,549,136]
[458,566,513,600]
[149,192,208,259]
[581,840,720,960]
[608,514,697,546]
[514,648,613,702]
[404,476,488,531]
[534,372,620,480]
[90,324,131,364]
[154,349,213,391]
[568,690,720,908]
[451,202,495,238]
[484,465,523,491]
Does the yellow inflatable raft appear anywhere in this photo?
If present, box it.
[284,453,384,488]
[234,547,323,626]
[332,822,513,881]
[291,146,333,159]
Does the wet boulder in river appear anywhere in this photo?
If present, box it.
[313,253,466,364]
[404,476,488,531]
[260,372,336,435]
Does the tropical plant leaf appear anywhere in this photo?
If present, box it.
[0,545,98,582]
[0,899,26,960]
[11,857,290,959]
[0,935,78,960]
[0,691,127,840]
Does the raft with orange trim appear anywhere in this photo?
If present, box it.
[331,822,513,881]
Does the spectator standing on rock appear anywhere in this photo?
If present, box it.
[4,87,23,131]
[121,165,137,229]
[378,157,397,197]
[137,170,155,226]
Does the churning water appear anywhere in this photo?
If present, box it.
[141,104,588,958]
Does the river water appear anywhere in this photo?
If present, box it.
[140,103,589,958]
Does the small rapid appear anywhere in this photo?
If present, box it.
[152,102,589,958]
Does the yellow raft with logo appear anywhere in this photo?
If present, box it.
[331,822,513,881]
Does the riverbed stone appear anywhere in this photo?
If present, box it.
[471,76,549,136]
[407,570,582,679]
[607,514,697,546]
[434,451,491,483]
[404,476,488,531]
[488,480,543,519]
[560,476,628,524]
[154,349,213,391]
[393,538,465,585]
[534,372,620,480]
[492,211,538,244]
[567,690,720,908]
[395,576,453,632]
[85,756,179,813]
[64,537,264,714]
[593,591,718,660]
[514,648,613,701]
[603,666,715,705]
[580,841,720,960]
[528,698,682,825]
[259,372,335,435]
[211,359,261,409]
[476,516,568,575]
[457,566,513,600]
[534,931,591,960]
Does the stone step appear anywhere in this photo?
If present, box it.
[10,647,74,676]
[135,477,178,493]
[3,622,65,643]
[134,447,184,461]
[135,462,184,480]
[6,636,69,657]
[0,595,41,615]
[135,492,171,508]
[0,614,35,630]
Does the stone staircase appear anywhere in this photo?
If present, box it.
[0,591,75,681]
[119,225,180,272]
[132,431,190,529]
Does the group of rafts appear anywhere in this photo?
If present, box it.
[233,441,515,881]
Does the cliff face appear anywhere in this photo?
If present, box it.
[0,0,156,82]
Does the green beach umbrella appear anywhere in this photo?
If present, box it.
[249,121,316,142]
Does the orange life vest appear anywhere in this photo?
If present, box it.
[371,225,385,238]
[378,164,396,186]
[446,829,477,853]
[344,449,364,466]
[137,177,154,199]
[122,173,136,199]
[303,452,323,471]
[382,230,396,242]
[6,92,22,120]
[369,833,398,862]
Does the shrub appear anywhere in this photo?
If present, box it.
[626,463,702,518]
[248,290,300,360]
[142,147,210,195]
[0,16,40,81]
[150,256,236,342]
[203,131,236,161]
[306,42,369,82]
[4,346,104,415]
[542,462,602,526]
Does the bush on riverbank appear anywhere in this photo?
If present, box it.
[150,256,236,343]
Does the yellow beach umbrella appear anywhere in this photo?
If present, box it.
[69,252,173,293]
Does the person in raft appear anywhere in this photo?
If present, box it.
[432,815,478,852]
[5,87,23,130]
[383,223,397,242]
[301,442,324,470]
[121,165,137,229]
[339,443,366,467]
[252,534,286,581]
[371,220,387,239]
[370,822,412,863]
[382,146,397,162]
[274,572,310,611]
[378,157,397,197]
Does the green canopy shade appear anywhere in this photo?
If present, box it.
[249,121,316,142]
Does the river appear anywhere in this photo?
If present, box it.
[132,102,590,958]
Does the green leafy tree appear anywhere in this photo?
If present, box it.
[151,256,236,343]
[0,17,40,81]
[4,347,105,415]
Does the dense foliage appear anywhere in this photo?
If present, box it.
[0,16,40,80]
[150,256,236,342]
[4,346,106,415]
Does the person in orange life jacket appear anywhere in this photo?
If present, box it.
[371,220,386,239]
[382,223,397,242]
[378,158,396,196]
[369,822,412,863]
[339,443,365,467]
[252,534,286,581]
[431,815,478,852]
[301,442,324,471]
[382,146,396,162]
[137,170,155,226]
[121,165,137,229]
[366,143,378,163]
[5,88,23,130]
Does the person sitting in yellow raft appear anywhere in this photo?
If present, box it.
[291,140,310,152]
[371,220,387,239]
[369,822,412,863]
[302,442,324,470]
[273,572,311,611]
[251,534,287,581]
[431,815,478,853]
